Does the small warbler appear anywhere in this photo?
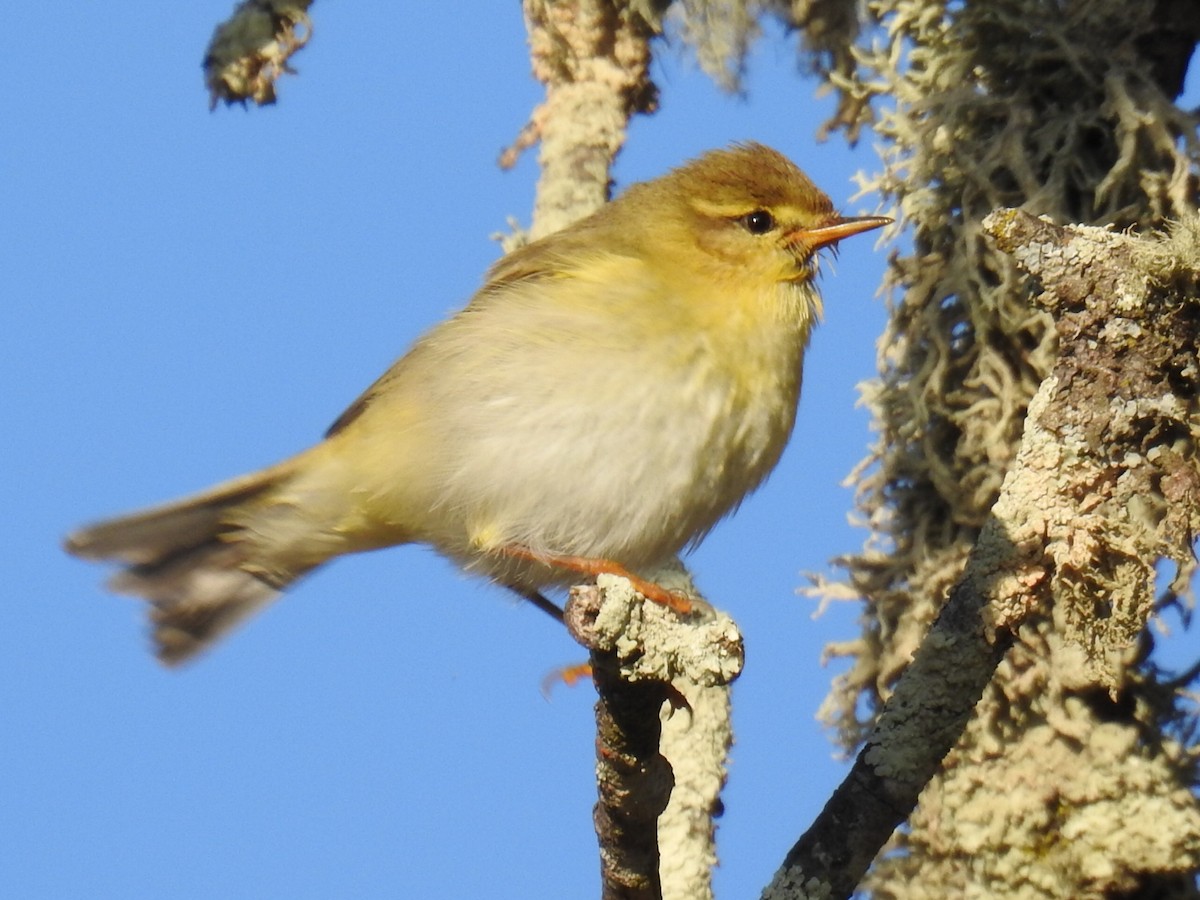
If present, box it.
[66,143,889,664]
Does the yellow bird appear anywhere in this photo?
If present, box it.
[65,143,889,664]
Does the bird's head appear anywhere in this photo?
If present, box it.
[628,143,890,290]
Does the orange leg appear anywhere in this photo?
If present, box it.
[499,544,693,614]
[540,662,594,697]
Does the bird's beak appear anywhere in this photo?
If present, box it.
[791,214,892,251]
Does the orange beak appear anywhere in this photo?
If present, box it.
[791,214,892,251]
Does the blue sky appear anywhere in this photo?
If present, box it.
[4,4,936,898]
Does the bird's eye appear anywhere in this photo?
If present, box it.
[740,209,775,235]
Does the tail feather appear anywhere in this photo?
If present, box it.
[65,470,278,565]
[65,466,299,665]
[113,540,281,665]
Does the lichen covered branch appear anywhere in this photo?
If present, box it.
[506,0,660,241]
[564,573,743,900]
[765,211,1200,898]
[765,561,1011,899]
[811,1,1200,892]
[203,0,314,109]
[980,212,1200,669]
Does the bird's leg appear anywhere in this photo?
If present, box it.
[510,585,565,624]
[498,544,694,614]
[506,587,594,695]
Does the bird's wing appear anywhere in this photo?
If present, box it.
[323,240,580,438]
[324,213,637,439]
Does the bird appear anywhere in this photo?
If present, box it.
[65,142,890,665]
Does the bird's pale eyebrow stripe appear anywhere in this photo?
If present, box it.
[690,199,772,218]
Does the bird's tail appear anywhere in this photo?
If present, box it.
[65,460,312,665]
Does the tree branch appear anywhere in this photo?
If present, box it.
[203,0,314,109]
[765,211,1200,897]
[764,535,1014,899]
[507,0,660,242]
[564,571,744,900]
